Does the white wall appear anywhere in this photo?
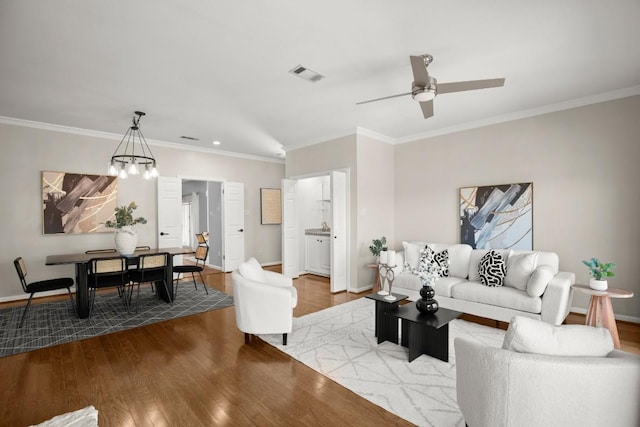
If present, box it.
[394,95,640,320]
[0,122,284,301]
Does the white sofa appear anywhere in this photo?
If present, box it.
[387,242,575,325]
[455,317,640,427]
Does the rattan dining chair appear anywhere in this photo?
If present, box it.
[13,257,76,328]
[87,256,130,317]
[128,252,171,313]
[173,245,210,298]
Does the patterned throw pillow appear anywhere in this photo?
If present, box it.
[479,250,506,287]
[433,249,450,277]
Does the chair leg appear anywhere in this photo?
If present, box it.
[18,293,35,328]
[66,287,77,317]
[244,333,250,344]
[173,273,182,299]
[191,272,198,290]
[282,333,287,346]
[197,271,209,294]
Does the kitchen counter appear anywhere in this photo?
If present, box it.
[305,228,330,236]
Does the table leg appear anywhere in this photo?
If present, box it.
[376,301,400,345]
[154,257,175,303]
[75,263,89,319]
[407,323,449,363]
[586,295,621,349]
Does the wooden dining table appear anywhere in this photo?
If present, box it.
[46,247,194,319]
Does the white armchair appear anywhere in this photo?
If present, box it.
[455,317,640,427]
[231,258,297,345]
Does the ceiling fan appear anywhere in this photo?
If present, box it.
[356,54,505,119]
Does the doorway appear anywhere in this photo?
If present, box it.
[181,179,222,268]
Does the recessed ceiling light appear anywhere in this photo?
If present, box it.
[212,140,221,145]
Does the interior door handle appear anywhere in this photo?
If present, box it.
[238,228,244,232]
[160,232,169,236]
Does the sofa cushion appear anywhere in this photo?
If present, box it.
[432,276,467,298]
[479,250,506,287]
[239,257,266,282]
[429,243,472,278]
[451,281,542,314]
[526,265,555,297]
[402,241,425,271]
[468,249,510,281]
[502,316,614,356]
[505,251,538,290]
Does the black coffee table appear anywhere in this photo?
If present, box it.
[365,292,408,345]
[393,304,461,362]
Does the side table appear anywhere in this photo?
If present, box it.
[365,292,408,344]
[572,284,634,349]
[366,263,381,292]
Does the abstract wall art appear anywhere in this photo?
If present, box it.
[42,171,118,234]
[459,182,533,250]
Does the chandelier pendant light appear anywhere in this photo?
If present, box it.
[108,111,158,179]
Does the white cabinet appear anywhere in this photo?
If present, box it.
[305,235,331,276]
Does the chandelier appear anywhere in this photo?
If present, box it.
[108,111,158,179]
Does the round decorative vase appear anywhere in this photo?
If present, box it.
[416,284,439,314]
[589,278,608,291]
[114,226,137,255]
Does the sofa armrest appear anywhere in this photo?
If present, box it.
[540,271,575,325]
[263,269,294,288]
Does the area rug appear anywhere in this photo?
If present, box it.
[260,298,505,427]
[0,285,233,358]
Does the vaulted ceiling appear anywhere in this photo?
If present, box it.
[1,1,639,159]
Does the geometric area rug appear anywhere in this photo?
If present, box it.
[260,298,505,427]
[0,285,233,358]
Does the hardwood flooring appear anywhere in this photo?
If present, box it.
[1,268,638,426]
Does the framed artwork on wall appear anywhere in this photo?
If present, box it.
[42,171,118,235]
[260,188,281,225]
[459,182,533,250]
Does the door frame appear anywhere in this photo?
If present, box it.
[285,168,351,292]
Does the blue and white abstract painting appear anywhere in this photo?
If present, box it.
[460,183,533,250]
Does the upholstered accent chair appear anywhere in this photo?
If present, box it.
[231,257,297,345]
[455,316,640,427]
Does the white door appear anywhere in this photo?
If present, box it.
[157,176,182,248]
[330,170,348,292]
[281,179,298,278]
[223,181,244,272]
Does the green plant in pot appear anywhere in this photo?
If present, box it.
[104,202,147,255]
[369,237,387,263]
[582,258,615,291]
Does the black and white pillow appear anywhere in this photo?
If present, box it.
[433,249,450,277]
[479,250,506,287]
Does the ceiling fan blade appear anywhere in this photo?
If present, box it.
[355,92,411,105]
[410,55,430,87]
[437,78,505,94]
[419,99,434,119]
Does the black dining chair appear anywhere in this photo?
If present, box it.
[173,245,210,298]
[128,252,171,313]
[87,256,130,317]
[13,257,76,328]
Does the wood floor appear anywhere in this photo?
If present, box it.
[1,269,638,426]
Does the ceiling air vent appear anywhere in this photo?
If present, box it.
[180,136,199,141]
[288,65,325,83]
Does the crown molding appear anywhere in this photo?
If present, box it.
[396,85,640,144]
[0,116,284,164]
[356,126,395,144]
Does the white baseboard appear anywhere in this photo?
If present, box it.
[570,306,640,324]
[0,288,74,304]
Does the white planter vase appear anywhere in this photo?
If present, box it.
[114,226,137,255]
[589,278,608,291]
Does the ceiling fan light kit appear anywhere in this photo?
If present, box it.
[357,54,505,119]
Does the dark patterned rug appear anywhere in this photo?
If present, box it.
[0,285,233,358]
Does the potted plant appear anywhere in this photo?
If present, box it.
[369,236,387,262]
[104,202,147,255]
[582,258,615,291]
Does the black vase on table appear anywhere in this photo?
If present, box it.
[416,284,439,314]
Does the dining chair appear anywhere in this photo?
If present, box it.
[13,257,76,328]
[87,256,130,317]
[173,245,210,298]
[85,249,117,254]
[128,252,171,313]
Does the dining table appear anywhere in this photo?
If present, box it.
[46,247,194,319]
